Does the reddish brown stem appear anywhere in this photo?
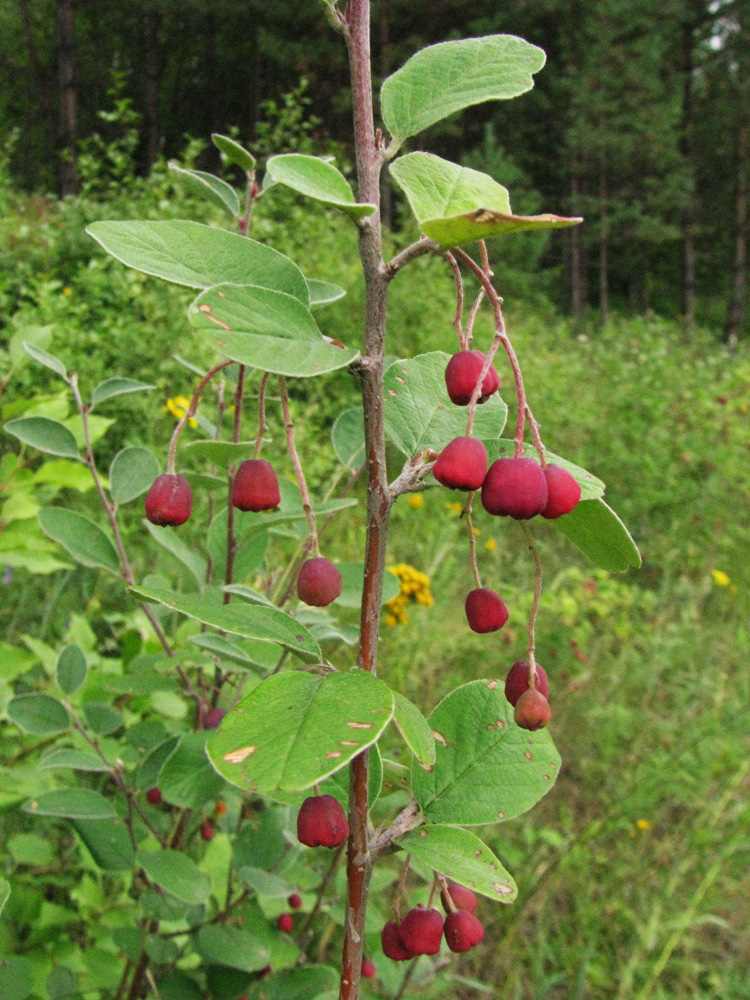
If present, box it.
[444,251,466,349]
[253,371,269,459]
[279,376,319,556]
[520,521,542,688]
[166,358,233,473]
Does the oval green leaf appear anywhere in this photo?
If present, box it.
[144,522,207,588]
[7,693,69,736]
[109,446,160,505]
[211,132,256,172]
[82,702,123,736]
[195,925,270,973]
[23,342,67,378]
[267,154,376,221]
[331,408,365,469]
[23,789,116,820]
[38,507,120,573]
[5,417,79,459]
[40,748,108,772]
[56,644,87,694]
[137,849,211,906]
[334,562,400,608]
[168,162,241,218]
[307,279,346,307]
[90,378,155,408]
[158,733,227,808]
[553,498,641,571]
[392,692,436,769]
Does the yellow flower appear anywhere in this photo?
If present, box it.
[485,538,497,552]
[636,819,650,832]
[407,494,424,510]
[445,501,463,516]
[711,569,730,587]
[165,395,197,429]
[473,527,481,537]
[385,562,433,625]
[62,287,72,296]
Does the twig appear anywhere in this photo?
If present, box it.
[392,853,411,921]
[465,495,482,589]
[165,359,233,473]
[520,522,542,688]
[279,376,319,556]
[297,842,346,958]
[444,251,466,349]
[384,237,439,278]
[253,371,269,458]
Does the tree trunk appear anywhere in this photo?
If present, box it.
[56,0,78,195]
[144,0,162,168]
[724,115,747,346]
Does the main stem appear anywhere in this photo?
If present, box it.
[341,3,390,998]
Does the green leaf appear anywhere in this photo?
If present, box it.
[249,966,338,1000]
[23,789,116,820]
[56,644,87,694]
[135,737,180,789]
[4,417,79,459]
[158,733,227,808]
[188,283,358,378]
[553,498,641,571]
[168,161,241,217]
[109,446,160,505]
[392,692,436,769]
[206,669,393,794]
[90,378,155,408]
[7,694,69,736]
[23,342,67,379]
[184,439,259,463]
[397,825,517,903]
[7,833,54,866]
[267,154,376,221]
[390,152,582,248]
[412,679,560,825]
[0,878,10,916]
[129,584,321,661]
[307,279,346,307]
[40,748,108,772]
[334,561,400,608]
[271,743,382,811]
[137,850,211,906]
[73,817,135,871]
[196,925,270,973]
[188,633,279,672]
[211,132,256,172]
[381,35,546,141]
[34,460,93,493]
[493,440,605,501]
[145,522,207,588]
[0,955,33,1000]
[384,352,507,456]
[237,866,295,897]
[38,507,120,573]
[86,221,309,303]
[331,408,364,469]
[46,967,78,1000]
[82,702,123,735]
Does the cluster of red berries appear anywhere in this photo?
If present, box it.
[382,882,484,961]
[144,459,343,606]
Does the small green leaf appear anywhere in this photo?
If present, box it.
[334,562,400,608]
[251,966,339,1000]
[392,692,436,768]
[307,279,346,307]
[188,283,358,378]
[23,789,116,820]
[188,633,279,672]
[40,748,108,772]
[109,447,160,505]
[237,866,295,897]
[0,877,10,915]
[137,849,211,905]
[73,817,135,871]
[381,35,546,141]
[206,669,393,794]
[82,702,123,736]
[271,743,382,811]
[135,737,180,790]
[184,439,259,463]
[38,507,120,573]
[7,833,55,866]
[331,408,365,469]
[384,352,507,457]
[7,694,69,736]
[90,378,155,408]
[145,522,207,588]
[493,440,605,501]
[195,925,270,973]
[553,498,641,571]
[56,644,87,694]
[267,154,376,221]
[211,133,256,172]
[34,460,94,492]
[0,955,33,1000]
[23,342,67,378]
[158,733,227,808]
[169,161,241,217]
[4,417,79,458]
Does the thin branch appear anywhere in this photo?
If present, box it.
[392,853,411,921]
[166,359,233,473]
[520,521,542,688]
[384,236,440,278]
[253,371,270,458]
[465,495,482,589]
[279,376,319,556]
[297,842,346,958]
[444,251,466,349]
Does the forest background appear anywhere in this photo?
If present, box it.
[1,1,749,999]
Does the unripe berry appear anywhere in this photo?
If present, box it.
[277,913,293,932]
[465,588,509,633]
[144,474,193,527]
[504,660,549,707]
[445,350,500,406]
[541,464,582,519]
[200,820,215,841]
[444,910,485,953]
[203,707,225,729]
[146,787,162,805]
[296,794,349,848]
[398,905,444,956]
[440,882,478,915]
[481,457,548,519]
[297,557,343,607]
[231,459,280,512]
[380,920,414,961]
[361,957,376,978]
[514,687,552,731]
[433,437,488,492]
[288,892,302,910]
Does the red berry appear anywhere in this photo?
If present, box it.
[203,707,225,729]
[541,464,582,519]
[296,794,349,848]
[504,660,549,707]
[144,474,193,527]
[277,913,294,932]
[146,787,162,805]
[297,557,343,607]
[481,457,548,519]
[514,687,552,731]
[444,910,484,953]
[433,437,488,492]
[231,459,280,512]
[381,920,414,961]
[465,588,508,634]
[398,905,444,956]
[361,957,376,978]
[288,892,302,910]
[200,821,215,841]
[445,350,500,406]
[440,882,478,915]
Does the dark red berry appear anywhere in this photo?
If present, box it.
[398,905,444,956]
[297,557,342,607]
[541,464,582,519]
[361,957,376,978]
[296,794,349,848]
[514,687,552,731]
[465,588,509,633]
[288,892,302,910]
[277,913,293,932]
[504,660,549,707]
[445,350,500,406]
[203,707,225,729]
[144,474,193,527]
[481,457,548,519]
[231,459,280,512]
[381,920,414,961]
[433,437,488,491]
[440,882,478,915]
[444,910,485,953]
[200,821,215,841]
[146,787,162,805]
